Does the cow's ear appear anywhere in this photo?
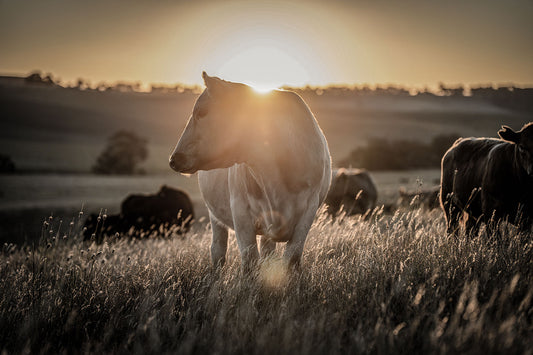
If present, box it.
[498,125,520,144]
[202,71,226,96]
[336,169,347,179]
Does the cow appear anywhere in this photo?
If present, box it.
[169,72,331,269]
[121,185,194,233]
[398,185,440,210]
[83,185,194,241]
[325,168,377,217]
[440,123,533,237]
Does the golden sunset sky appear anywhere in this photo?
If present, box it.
[1,0,532,89]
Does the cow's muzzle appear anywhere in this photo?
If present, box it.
[169,153,197,174]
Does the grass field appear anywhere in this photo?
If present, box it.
[1,207,531,354]
[1,79,531,354]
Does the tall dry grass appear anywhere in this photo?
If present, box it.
[0,207,531,354]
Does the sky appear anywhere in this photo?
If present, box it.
[0,0,532,89]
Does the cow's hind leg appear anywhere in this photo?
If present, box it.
[210,213,229,267]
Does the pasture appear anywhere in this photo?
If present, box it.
[1,205,531,354]
[0,169,440,245]
[0,79,531,354]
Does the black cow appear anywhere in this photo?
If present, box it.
[83,185,194,240]
[325,168,378,216]
[440,123,533,236]
[121,185,194,232]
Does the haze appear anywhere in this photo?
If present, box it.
[1,0,532,88]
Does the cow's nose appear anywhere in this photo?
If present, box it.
[169,153,186,171]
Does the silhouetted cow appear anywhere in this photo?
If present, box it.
[440,123,533,236]
[121,185,194,232]
[325,168,377,216]
[398,186,440,210]
[83,185,194,241]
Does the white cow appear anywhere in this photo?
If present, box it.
[170,72,331,268]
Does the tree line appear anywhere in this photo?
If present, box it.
[22,70,533,104]
[339,134,461,171]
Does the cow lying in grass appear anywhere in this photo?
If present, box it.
[325,169,377,217]
[440,123,533,236]
[169,72,332,268]
[83,185,194,241]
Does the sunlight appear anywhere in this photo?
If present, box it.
[251,85,276,94]
[216,45,311,89]
[259,257,289,289]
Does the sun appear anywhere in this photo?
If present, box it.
[212,45,312,90]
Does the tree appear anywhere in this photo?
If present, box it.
[92,130,148,175]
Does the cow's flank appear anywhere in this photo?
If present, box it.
[170,72,331,269]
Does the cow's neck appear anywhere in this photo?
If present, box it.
[512,144,532,182]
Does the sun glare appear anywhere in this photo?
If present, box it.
[251,85,276,94]
[213,45,312,89]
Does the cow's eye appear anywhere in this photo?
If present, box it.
[196,107,208,119]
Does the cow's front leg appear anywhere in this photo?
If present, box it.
[230,202,258,271]
[283,199,319,268]
[233,218,259,272]
[209,212,228,267]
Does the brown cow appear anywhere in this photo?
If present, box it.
[440,123,533,236]
[325,168,377,216]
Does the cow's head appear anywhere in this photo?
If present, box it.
[169,72,262,174]
[499,123,533,175]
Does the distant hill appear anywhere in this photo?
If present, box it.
[0,76,530,173]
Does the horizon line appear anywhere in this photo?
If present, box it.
[1,71,532,91]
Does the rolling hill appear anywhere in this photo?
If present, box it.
[0,77,530,173]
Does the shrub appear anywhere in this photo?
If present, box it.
[340,134,460,170]
[92,130,148,175]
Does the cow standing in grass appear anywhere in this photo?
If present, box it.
[169,72,331,268]
[440,123,533,236]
